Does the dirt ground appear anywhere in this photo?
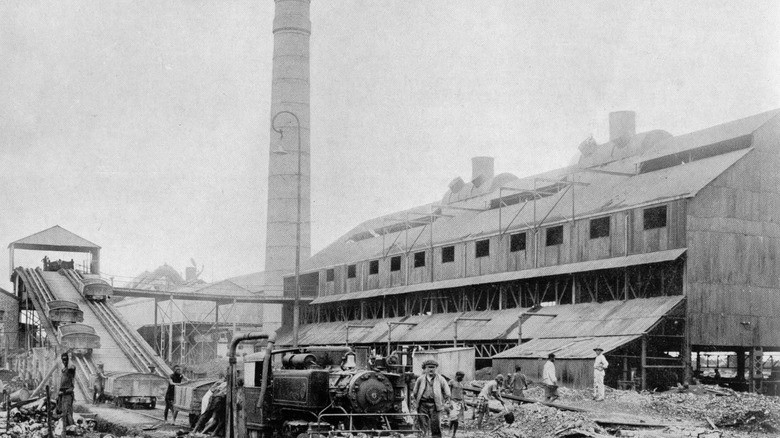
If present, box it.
[446,383,780,438]
[5,383,778,438]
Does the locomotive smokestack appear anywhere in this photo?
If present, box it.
[264,0,312,330]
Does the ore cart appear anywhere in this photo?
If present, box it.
[59,323,101,354]
[47,300,84,324]
[174,379,218,427]
[103,372,168,409]
[80,276,112,302]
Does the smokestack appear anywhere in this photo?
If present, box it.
[471,156,494,183]
[609,111,636,141]
[264,0,312,330]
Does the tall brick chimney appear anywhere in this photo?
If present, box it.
[263,0,312,330]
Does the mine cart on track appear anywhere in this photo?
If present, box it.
[174,379,218,426]
[102,372,168,409]
[47,300,84,324]
[80,275,112,301]
[59,323,101,354]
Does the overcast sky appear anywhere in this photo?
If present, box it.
[1,1,778,289]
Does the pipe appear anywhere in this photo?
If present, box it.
[227,332,275,438]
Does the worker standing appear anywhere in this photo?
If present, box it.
[164,365,190,424]
[543,353,559,402]
[92,363,106,405]
[57,352,76,434]
[411,360,451,438]
[475,374,507,428]
[510,365,529,398]
[447,371,467,438]
[593,347,608,401]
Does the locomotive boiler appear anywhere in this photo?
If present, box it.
[227,333,422,438]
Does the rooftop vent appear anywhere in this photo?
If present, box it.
[448,177,465,193]
[472,156,494,182]
[609,111,636,141]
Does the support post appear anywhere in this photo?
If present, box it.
[736,348,746,382]
[45,385,53,438]
[168,295,174,363]
[641,335,647,391]
[153,298,159,355]
[517,314,522,345]
[682,316,691,386]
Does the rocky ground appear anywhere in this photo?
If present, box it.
[450,383,780,438]
[0,378,778,438]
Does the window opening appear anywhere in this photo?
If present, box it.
[476,239,490,258]
[546,226,563,246]
[510,233,526,252]
[390,256,401,272]
[590,216,610,239]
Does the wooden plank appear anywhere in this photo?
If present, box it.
[461,385,586,412]
[592,418,678,428]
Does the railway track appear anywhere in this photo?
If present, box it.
[61,270,171,378]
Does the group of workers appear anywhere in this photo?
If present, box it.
[410,347,610,438]
[55,346,611,438]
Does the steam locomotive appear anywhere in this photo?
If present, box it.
[227,333,423,438]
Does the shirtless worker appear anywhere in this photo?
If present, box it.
[475,374,507,428]
[448,371,467,438]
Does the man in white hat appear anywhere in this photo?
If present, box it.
[593,347,609,401]
[412,359,451,438]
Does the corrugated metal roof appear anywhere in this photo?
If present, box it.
[311,248,686,305]
[641,109,780,161]
[8,225,100,249]
[299,145,749,274]
[493,335,641,359]
[277,296,684,346]
[518,296,684,339]
[226,271,265,293]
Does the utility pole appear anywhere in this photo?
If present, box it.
[386,321,417,355]
[453,317,491,347]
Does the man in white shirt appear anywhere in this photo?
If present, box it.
[593,347,609,401]
[542,353,558,402]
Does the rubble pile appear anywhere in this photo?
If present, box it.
[642,387,780,434]
[0,398,94,438]
[470,403,603,438]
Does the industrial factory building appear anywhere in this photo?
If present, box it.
[276,108,780,391]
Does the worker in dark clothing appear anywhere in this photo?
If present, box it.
[509,365,529,398]
[57,352,76,434]
[164,365,189,423]
[92,363,106,405]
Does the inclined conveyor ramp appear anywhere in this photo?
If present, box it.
[15,268,93,402]
[58,270,172,378]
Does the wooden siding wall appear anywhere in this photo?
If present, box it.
[687,118,780,348]
[314,201,688,297]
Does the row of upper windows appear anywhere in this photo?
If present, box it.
[329,205,667,280]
